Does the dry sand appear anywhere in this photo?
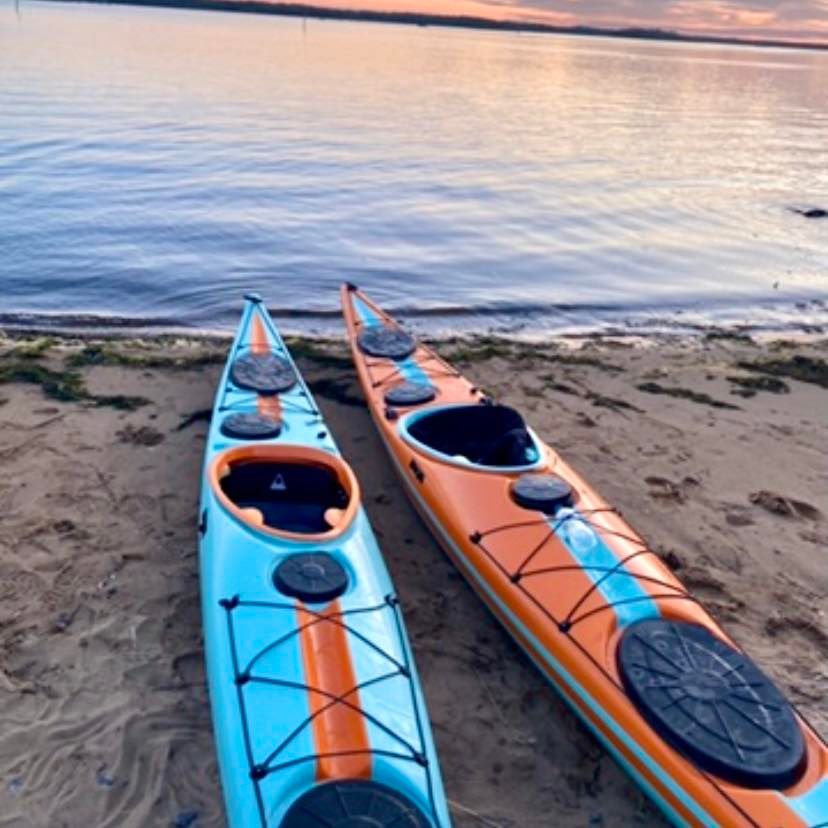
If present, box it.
[0,331,826,828]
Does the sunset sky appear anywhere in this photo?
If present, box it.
[305,0,828,41]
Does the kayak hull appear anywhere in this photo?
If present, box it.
[342,284,828,828]
[199,296,451,828]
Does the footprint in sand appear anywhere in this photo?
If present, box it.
[645,475,701,503]
[749,490,823,521]
[116,423,165,447]
[0,563,46,604]
[765,615,828,655]
[681,568,746,623]
[723,504,755,527]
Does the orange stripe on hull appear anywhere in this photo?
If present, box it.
[258,394,282,420]
[250,313,269,355]
[249,309,284,421]
[297,602,372,781]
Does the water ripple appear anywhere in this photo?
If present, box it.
[0,2,826,336]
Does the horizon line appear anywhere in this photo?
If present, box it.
[35,0,828,51]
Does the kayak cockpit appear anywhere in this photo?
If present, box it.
[401,403,544,470]
[209,445,360,540]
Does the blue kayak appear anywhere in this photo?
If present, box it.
[198,294,451,828]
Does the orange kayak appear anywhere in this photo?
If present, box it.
[341,284,828,828]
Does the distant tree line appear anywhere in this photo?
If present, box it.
[44,0,827,51]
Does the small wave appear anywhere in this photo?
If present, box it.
[0,310,197,334]
[2,297,826,339]
[255,300,623,319]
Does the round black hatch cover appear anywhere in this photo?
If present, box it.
[357,326,417,360]
[280,781,431,828]
[274,553,348,603]
[384,382,436,407]
[231,352,296,395]
[511,474,574,513]
[618,618,805,789]
[220,412,282,440]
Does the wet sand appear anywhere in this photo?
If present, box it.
[0,332,826,827]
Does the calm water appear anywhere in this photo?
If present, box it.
[2,1,828,336]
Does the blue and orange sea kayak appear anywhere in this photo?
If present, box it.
[342,284,828,828]
[198,294,451,828]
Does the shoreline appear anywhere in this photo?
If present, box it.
[1,331,826,826]
[33,0,828,51]
[1,325,826,352]
[2,309,827,344]
[3,292,827,343]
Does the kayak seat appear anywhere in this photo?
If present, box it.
[219,460,349,534]
[408,404,534,467]
[240,507,265,527]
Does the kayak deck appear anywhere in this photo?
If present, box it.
[342,284,828,828]
[199,295,450,827]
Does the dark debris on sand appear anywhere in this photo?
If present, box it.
[636,381,740,410]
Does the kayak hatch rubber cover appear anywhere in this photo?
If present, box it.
[341,284,828,828]
[199,294,452,828]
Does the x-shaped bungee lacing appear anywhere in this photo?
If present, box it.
[220,340,321,420]
[219,594,440,827]
[365,350,460,391]
[352,312,461,391]
[469,507,700,634]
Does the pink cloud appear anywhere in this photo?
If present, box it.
[344,0,828,42]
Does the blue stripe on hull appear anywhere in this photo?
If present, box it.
[549,509,660,627]
[352,295,433,388]
[782,777,828,825]
[372,420,714,827]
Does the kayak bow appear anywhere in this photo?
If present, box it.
[199,294,451,828]
[341,284,828,828]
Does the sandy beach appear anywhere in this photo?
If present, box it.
[0,330,825,828]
